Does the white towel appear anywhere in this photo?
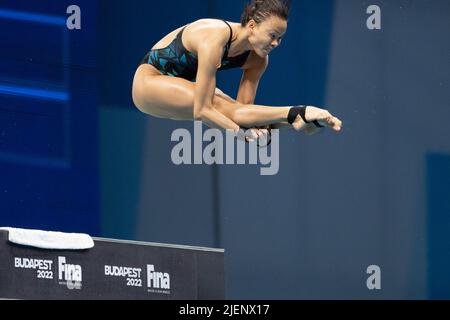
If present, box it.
[0,227,94,250]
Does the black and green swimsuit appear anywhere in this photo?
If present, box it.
[141,20,251,81]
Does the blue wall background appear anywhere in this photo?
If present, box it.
[0,1,99,234]
[1,0,449,299]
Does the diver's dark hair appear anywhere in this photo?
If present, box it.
[241,0,291,26]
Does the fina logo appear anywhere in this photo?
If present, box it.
[147,264,170,290]
[58,256,82,290]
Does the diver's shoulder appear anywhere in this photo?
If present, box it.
[185,19,236,47]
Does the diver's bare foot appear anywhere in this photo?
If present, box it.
[291,106,342,132]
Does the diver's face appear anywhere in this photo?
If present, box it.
[248,16,287,57]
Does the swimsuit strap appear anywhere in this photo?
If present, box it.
[222,20,233,57]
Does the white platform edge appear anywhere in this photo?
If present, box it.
[93,237,225,253]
